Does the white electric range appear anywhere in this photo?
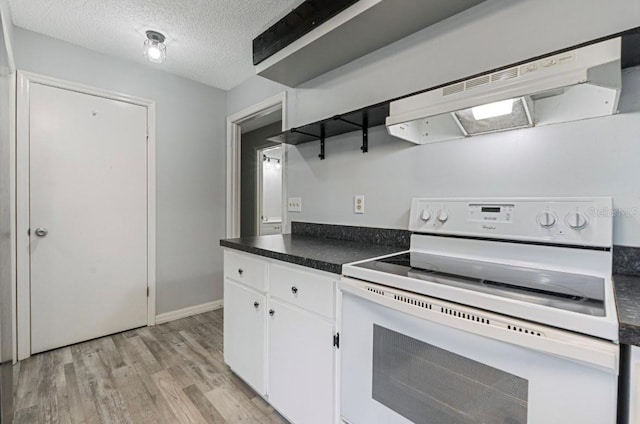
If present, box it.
[338,197,619,424]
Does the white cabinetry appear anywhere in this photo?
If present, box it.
[630,346,640,424]
[268,298,335,424]
[260,221,282,235]
[224,250,268,292]
[223,279,266,395]
[223,250,268,395]
[223,249,337,424]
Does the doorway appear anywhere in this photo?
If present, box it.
[239,118,283,237]
[226,92,287,238]
[16,71,156,359]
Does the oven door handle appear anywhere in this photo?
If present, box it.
[339,278,619,374]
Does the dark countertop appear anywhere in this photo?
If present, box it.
[614,274,640,347]
[221,226,640,346]
[220,233,406,275]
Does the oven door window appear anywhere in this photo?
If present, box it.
[372,324,528,424]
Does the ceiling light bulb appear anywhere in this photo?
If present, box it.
[147,46,162,60]
[471,99,515,120]
[144,30,167,64]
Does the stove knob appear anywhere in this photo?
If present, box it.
[536,211,557,228]
[437,209,450,223]
[566,212,589,230]
[420,209,432,222]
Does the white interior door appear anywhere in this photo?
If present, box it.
[29,83,148,354]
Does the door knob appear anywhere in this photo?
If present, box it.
[269,309,275,316]
[253,301,260,309]
[35,228,48,237]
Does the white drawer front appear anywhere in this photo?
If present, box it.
[224,250,267,292]
[270,263,335,319]
[260,222,282,235]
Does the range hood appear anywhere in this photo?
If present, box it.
[386,37,622,144]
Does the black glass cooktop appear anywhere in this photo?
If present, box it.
[354,252,606,316]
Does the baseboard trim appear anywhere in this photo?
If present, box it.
[155,300,224,324]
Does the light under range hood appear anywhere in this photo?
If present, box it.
[386,37,622,144]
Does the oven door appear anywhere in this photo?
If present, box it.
[338,278,619,424]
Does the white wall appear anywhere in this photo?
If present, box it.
[228,0,640,247]
[0,0,14,419]
[227,74,287,121]
[287,67,640,246]
[228,0,640,128]
[288,0,640,128]
[0,0,13,71]
[14,27,228,314]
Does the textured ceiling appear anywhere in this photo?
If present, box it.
[8,0,302,90]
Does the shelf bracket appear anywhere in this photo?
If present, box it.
[290,128,320,139]
[319,123,326,160]
[291,125,326,160]
[333,112,368,154]
[362,113,368,153]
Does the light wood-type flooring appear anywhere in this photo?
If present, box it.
[12,308,288,423]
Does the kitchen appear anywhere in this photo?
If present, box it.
[1,0,640,423]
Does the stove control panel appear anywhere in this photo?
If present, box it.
[409,197,612,247]
[468,204,514,224]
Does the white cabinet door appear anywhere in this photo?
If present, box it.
[223,278,266,395]
[268,298,335,424]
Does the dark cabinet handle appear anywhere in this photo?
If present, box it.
[253,301,259,309]
[238,268,244,276]
[269,309,275,316]
[291,286,298,294]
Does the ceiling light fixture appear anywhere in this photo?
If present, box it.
[144,30,167,64]
[263,155,281,169]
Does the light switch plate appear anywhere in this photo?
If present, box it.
[288,197,302,212]
[354,195,365,214]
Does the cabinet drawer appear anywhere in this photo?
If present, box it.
[260,222,282,235]
[270,263,335,318]
[224,250,267,292]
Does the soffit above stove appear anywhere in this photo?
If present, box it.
[386,37,622,144]
[253,0,487,87]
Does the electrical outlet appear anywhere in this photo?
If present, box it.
[288,197,302,212]
[354,195,365,214]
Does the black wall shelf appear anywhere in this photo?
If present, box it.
[268,102,389,160]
